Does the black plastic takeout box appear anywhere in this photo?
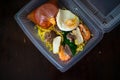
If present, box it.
[15,0,120,72]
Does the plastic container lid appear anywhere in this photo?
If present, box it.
[73,0,120,32]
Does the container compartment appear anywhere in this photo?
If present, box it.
[15,0,104,72]
[73,0,120,32]
[88,0,120,16]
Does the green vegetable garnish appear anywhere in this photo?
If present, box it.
[62,31,77,55]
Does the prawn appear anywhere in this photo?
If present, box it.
[79,24,91,41]
[58,46,71,61]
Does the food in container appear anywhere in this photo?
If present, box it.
[27,1,92,61]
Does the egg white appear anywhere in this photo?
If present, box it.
[56,9,79,31]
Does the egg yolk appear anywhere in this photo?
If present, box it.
[64,18,76,28]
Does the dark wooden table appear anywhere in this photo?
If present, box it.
[0,0,120,80]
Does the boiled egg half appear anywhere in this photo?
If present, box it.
[56,9,79,31]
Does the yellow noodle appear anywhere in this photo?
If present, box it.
[36,25,85,54]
